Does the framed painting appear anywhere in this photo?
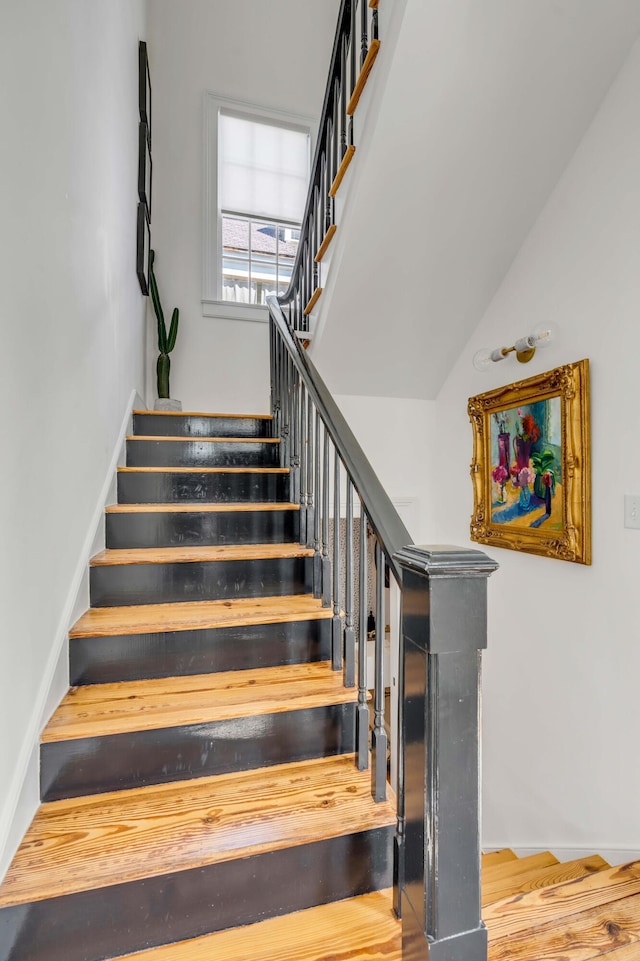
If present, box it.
[136,202,150,295]
[138,41,151,145]
[138,121,152,221]
[468,359,591,564]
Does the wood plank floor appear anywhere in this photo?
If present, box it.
[482,855,609,906]
[90,543,315,566]
[0,755,395,908]
[70,594,332,638]
[484,860,640,942]
[43,662,356,741]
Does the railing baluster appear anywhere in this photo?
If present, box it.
[291,365,300,505]
[280,349,290,470]
[357,506,369,769]
[371,540,387,801]
[339,44,347,160]
[313,409,322,595]
[322,425,331,607]
[349,0,357,146]
[360,0,369,66]
[372,7,379,41]
[306,394,315,548]
[344,477,355,687]
[332,447,342,671]
[299,383,307,544]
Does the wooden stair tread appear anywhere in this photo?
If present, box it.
[133,410,272,419]
[90,543,315,566]
[112,888,401,961]
[43,662,355,742]
[0,755,395,907]
[482,848,518,868]
[482,855,609,907]
[70,595,332,638]
[118,466,289,474]
[105,502,300,514]
[484,859,640,942]
[483,850,559,882]
[487,890,640,960]
[127,435,280,443]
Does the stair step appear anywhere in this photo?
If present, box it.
[482,850,559,882]
[111,888,401,961]
[487,890,640,960]
[118,466,290,503]
[71,594,328,637]
[132,411,273,438]
[126,436,280,468]
[0,756,395,961]
[41,663,356,799]
[482,854,609,906]
[105,502,300,548]
[69,596,333,685]
[45,662,353,741]
[89,544,314,607]
[482,848,518,868]
[90,543,314,566]
[484,859,640,943]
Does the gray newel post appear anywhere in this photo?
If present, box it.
[393,545,498,961]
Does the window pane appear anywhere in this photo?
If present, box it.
[222,217,250,303]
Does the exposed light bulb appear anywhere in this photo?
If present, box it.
[473,347,506,372]
[531,322,556,348]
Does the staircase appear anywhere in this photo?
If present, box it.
[0,409,396,961]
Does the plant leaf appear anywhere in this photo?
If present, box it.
[167,307,179,352]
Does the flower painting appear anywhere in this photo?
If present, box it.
[468,360,591,564]
[489,398,562,531]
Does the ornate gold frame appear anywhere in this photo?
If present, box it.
[468,359,591,564]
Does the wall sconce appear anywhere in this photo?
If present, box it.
[473,323,556,371]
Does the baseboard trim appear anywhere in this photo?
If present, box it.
[0,390,145,882]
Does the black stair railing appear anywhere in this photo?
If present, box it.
[277,0,380,325]
[266,2,499,958]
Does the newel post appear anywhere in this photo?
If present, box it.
[394,545,498,961]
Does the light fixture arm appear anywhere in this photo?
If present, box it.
[473,324,556,372]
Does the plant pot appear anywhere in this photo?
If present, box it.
[154,398,182,411]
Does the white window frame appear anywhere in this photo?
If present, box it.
[202,93,315,323]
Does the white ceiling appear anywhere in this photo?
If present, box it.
[312,0,640,399]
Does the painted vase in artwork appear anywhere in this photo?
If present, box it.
[498,432,510,472]
[513,436,531,474]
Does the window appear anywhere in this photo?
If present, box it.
[203,95,313,319]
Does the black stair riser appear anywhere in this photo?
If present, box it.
[106,509,299,548]
[90,556,313,607]
[118,470,289,504]
[133,413,272,438]
[126,439,279,468]
[70,619,332,685]
[0,827,393,961]
[41,703,356,800]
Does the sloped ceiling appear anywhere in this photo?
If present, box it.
[312,0,640,399]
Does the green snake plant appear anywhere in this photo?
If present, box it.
[149,250,179,399]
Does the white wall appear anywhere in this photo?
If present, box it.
[334,395,436,545]
[0,0,148,877]
[430,37,640,857]
[146,0,339,413]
